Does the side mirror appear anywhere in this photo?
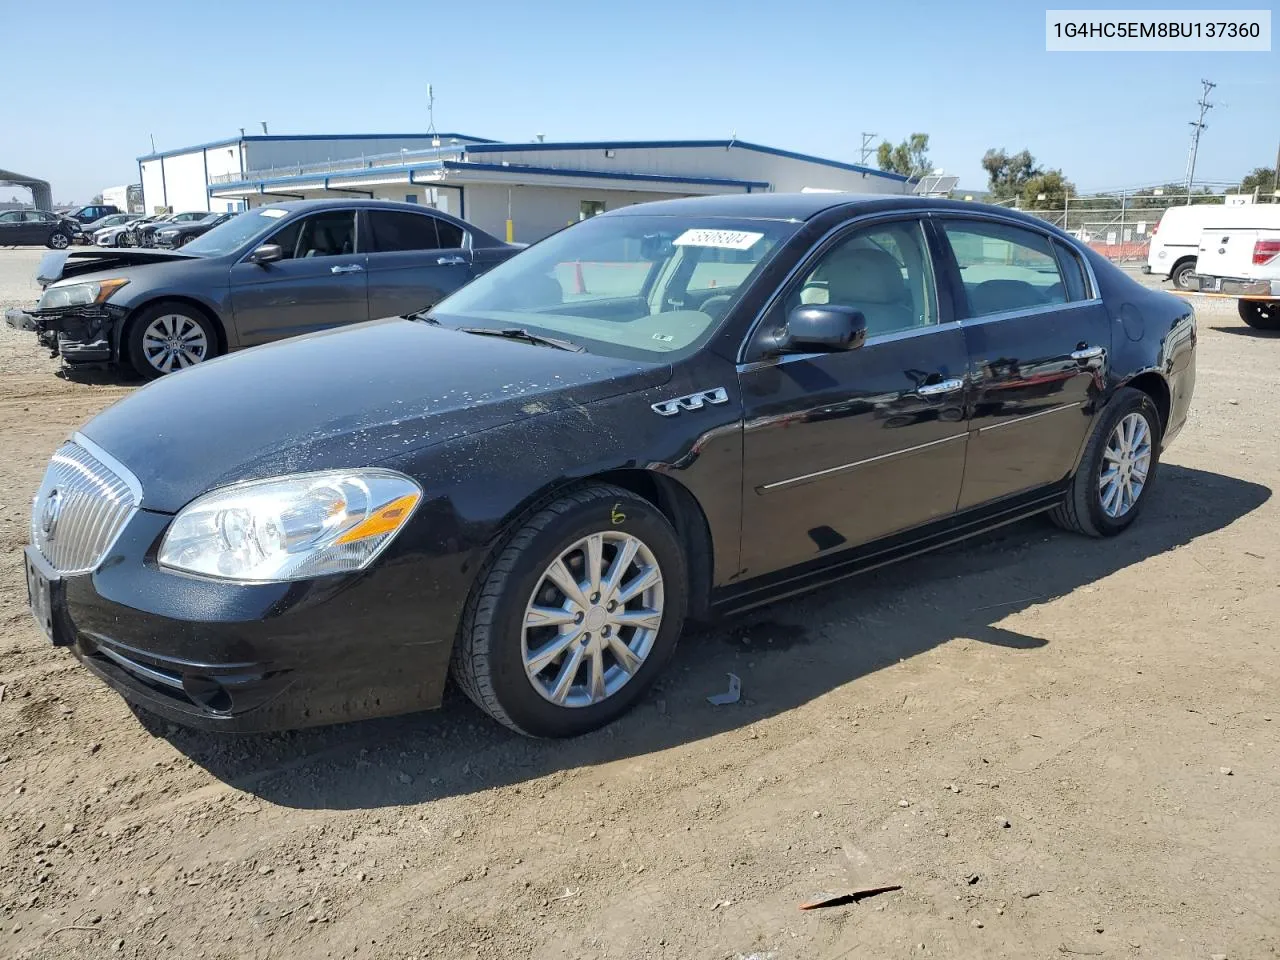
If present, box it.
[768,304,868,353]
[248,243,283,265]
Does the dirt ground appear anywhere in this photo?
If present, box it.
[0,247,1276,960]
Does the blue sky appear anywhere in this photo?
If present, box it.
[1,0,1275,203]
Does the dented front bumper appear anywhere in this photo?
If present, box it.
[3,303,124,363]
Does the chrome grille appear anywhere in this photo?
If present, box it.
[31,436,140,574]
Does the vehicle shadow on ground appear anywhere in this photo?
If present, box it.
[1207,325,1280,338]
[55,364,143,386]
[162,464,1269,810]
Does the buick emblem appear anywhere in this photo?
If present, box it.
[40,489,63,541]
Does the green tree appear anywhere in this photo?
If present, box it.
[981,148,1042,201]
[1019,169,1075,209]
[1239,166,1279,197]
[877,133,931,178]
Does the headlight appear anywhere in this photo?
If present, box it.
[158,470,422,582]
[38,278,129,310]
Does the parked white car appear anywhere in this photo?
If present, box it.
[1145,202,1279,291]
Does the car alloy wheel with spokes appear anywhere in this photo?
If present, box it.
[452,483,688,737]
[142,313,209,373]
[522,531,663,707]
[48,232,69,249]
[1098,412,1151,518]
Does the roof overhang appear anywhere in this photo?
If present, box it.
[210,159,769,198]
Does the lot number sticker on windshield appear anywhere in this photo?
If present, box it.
[673,229,763,251]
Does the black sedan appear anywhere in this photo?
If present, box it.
[23,193,1196,737]
[133,211,208,247]
[154,211,238,248]
[0,209,77,248]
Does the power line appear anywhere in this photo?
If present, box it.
[1183,78,1215,204]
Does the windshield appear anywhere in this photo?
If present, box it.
[182,207,284,257]
[430,214,798,361]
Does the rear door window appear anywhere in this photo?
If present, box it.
[940,220,1067,318]
[367,211,443,251]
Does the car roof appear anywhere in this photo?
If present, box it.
[597,192,1055,227]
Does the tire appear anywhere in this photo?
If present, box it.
[126,302,219,379]
[1238,299,1280,331]
[452,483,688,737]
[1170,260,1196,291]
[46,231,70,250]
[1051,387,1161,538]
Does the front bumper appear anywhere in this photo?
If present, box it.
[30,507,466,732]
[4,303,123,363]
[1196,275,1280,298]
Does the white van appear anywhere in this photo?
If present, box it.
[1145,202,1279,290]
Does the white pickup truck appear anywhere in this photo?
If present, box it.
[1194,220,1280,330]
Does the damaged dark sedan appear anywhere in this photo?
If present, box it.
[23,193,1196,737]
[4,199,516,377]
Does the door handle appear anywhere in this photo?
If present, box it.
[436,255,467,266]
[1070,346,1105,361]
[330,264,364,274]
[916,378,964,397]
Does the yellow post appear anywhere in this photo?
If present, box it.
[505,219,514,243]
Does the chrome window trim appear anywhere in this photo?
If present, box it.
[956,297,1103,329]
[975,401,1083,434]
[736,319,963,374]
[758,433,967,492]
[736,207,940,365]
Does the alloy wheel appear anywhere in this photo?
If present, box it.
[49,232,68,249]
[141,314,209,374]
[1098,412,1152,518]
[522,531,664,708]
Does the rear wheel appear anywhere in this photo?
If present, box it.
[1170,260,1196,291]
[1051,388,1161,538]
[1238,299,1280,331]
[452,484,687,737]
[126,303,218,378]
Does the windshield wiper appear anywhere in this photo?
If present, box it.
[404,310,440,325]
[456,326,584,352]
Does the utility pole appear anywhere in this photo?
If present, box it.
[1183,78,1215,203]
[859,132,877,166]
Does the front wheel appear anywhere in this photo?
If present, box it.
[46,231,70,250]
[1051,388,1161,538]
[452,484,688,737]
[1238,299,1280,331]
[126,303,218,378]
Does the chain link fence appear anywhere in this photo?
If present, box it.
[990,193,1278,264]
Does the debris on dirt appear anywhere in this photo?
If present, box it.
[1220,767,1233,776]
[1211,953,1228,959]
[965,873,980,885]
[706,673,742,706]
[898,799,910,808]
[946,783,961,793]
[971,919,984,928]
[798,884,902,910]
[997,817,1012,828]
[1057,944,1103,956]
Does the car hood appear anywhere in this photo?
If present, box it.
[80,317,672,512]
[38,248,199,286]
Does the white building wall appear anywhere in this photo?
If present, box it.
[140,159,166,213]
[101,185,130,211]
[463,184,689,243]
[467,144,908,195]
[244,136,478,174]
[160,151,212,212]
